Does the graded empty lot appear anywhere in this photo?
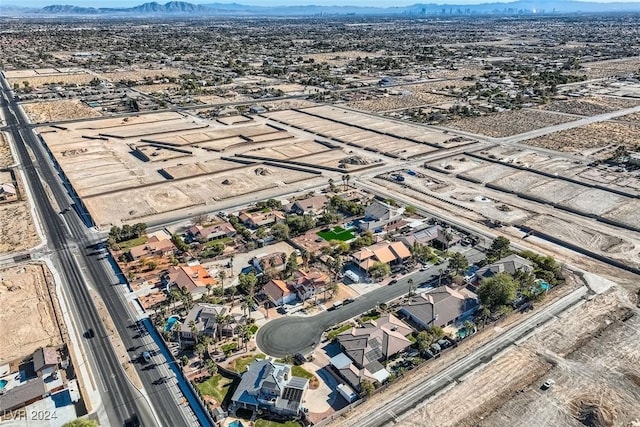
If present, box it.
[0,263,63,363]
[266,106,472,159]
[446,109,575,138]
[348,91,452,112]
[0,202,40,253]
[579,56,640,79]
[398,289,640,427]
[7,69,94,89]
[538,95,640,117]
[22,99,102,123]
[98,67,187,83]
[37,112,326,226]
[524,121,640,158]
[0,133,13,167]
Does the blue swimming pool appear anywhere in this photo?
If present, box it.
[229,421,244,427]
[538,280,551,291]
[164,316,179,332]
[0,379,7,389]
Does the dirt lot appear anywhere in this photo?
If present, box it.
[447,109,575,138]
[621,111,640,122]
[8,72,94,89]
[0,263,64,363]
[579,57,640,79]
[0,133,13,167]
[539,95,640,116]
[22,100,101,123]
[397,288,638,427]
[99,68,186,83]
[348,91,452,112]
[0,202,39,253]
[524,121,640,158]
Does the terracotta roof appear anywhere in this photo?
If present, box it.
[389,241,411,259]
[168,264,216,292]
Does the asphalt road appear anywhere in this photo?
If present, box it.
[256,247,484,358]
[0,76,194,427]
[349,286,589,427]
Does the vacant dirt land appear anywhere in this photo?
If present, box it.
[398,289,637,427]
[9,72,94,89]
[22,100,102,123]
[348,91,452,112]
[0,264,63,363]
[0,133,13,167]
[621,111,640,122]
[447,109,575,138]
[539,95,640,116]
[524,121,640,158]
[99,68,186,83]
[579,57,640,79]
[0,202,40,253]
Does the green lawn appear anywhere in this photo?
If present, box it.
[118,236,147,251]
[327,324,352,340]
[203,237,233,247]
[231,353,266,373]
[317,226,356,242]
[291,365,313,379]
[196,374,233,403]
[255,420,301,427]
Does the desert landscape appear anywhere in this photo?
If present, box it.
[447,109,576,138]
[22,99,102,123]
[0,263,64,363]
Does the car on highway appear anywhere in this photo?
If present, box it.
[141,351,152,363]
[84,328,95,339]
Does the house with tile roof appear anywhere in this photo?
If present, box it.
[230,359,309,417]
[262,279,297,306]
[286,195,329,216]
[331,314,413,390]
[179,303,245,345]
[129,235,177,260]
[351,241,412,271]
[474,254,533,281]
[291,269,330,301]
[165,263,216,295]
[187,221,236,242]
[398,286,479,329]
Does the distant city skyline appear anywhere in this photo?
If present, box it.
[12,0,640,8]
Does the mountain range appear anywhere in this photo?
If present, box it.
[3,0,640,16]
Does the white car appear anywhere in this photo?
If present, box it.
[541,379,555,390]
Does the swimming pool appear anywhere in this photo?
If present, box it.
[0,379,7,389]
[229,421,245,427]
[164,316,179,332]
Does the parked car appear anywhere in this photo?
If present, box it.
[344,298,355,305]
[541,379,555,390]
[389,279,398,285]
[293,353,306,365]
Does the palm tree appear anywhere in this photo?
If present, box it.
[332,255,343,282]
[328,177,335,192]
[218,270,226,300]
[408,278,415,296]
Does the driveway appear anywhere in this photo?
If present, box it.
[256,248,484,357]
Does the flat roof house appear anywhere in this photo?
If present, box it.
[398,286,479,329]
[358,200,404,232]
[230,359,309,417]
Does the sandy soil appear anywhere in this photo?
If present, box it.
[539,95,640,116]
[398,288,636,427]
[447,109,575,138]
[621,111,640,122]
[9,73,94,89]
[134,83,179,93]
[99,68,186,82]
[0,202,40,253]
[0,133,14,167]
[22,100,102,123]
[0,264,64,363]
[524,121,640,158]
[348,92,452,112]
[579,57,640,79]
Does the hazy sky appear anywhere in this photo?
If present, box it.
[12,0,640,7]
